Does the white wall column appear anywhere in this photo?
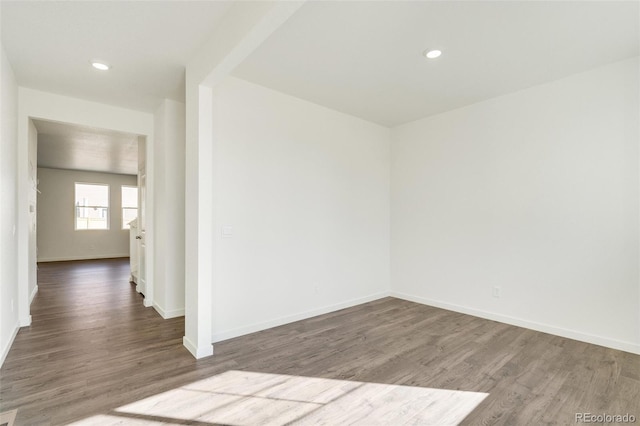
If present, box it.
[182,0,306,358]
[183,84,214,358]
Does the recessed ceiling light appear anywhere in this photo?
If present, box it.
[424,49,442,59]
[91,61,110,71]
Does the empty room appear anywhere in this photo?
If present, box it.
[1,1,639,425]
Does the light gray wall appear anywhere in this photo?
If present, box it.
[37,168,137,262]
[0,44,20,366]
[391,57,640,353]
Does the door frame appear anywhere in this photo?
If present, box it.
[16,88,155,325]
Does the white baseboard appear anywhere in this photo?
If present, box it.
[212,290,391,343]
[153,303,185,319]
[37,253,130,263]
[391,291,640,355]
[29,285,38,304]
[19,314,31,327]
[0,321,20,368]
[183,336,213,359]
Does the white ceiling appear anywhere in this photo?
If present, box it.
[1,0,233,112]
[233,1,640,126]
[2,1,639,174]
[35,119,139,175]
[2,0,232,175]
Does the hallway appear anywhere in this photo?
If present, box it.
[0,259,192,424]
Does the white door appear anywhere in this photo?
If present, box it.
[137,142,147,296]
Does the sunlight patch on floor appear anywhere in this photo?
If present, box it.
[70,370,489,425]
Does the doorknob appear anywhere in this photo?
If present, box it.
[136,236,142,240]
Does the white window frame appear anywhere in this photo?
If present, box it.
[121,185,138,230]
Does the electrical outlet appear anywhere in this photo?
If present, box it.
[492,286,501,298]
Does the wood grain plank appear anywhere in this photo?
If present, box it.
[1,259,638,425]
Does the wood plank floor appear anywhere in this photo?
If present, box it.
[1,258,639,425]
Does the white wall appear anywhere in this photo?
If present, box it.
[28,120,37,301]
[0,44,20,366]
[211,77,390,341]
[37,168,137,262]
[391,57,640,353]
[153,99,186,318]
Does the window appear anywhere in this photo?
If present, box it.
[75,183,109,230]
[122,185,138,229]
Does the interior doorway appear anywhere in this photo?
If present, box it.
[20,115,153,323]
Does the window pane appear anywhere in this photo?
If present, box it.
[75,183,109,230]
[76,183,109,207]
[122,186,138,229]
[122,186,138,208]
